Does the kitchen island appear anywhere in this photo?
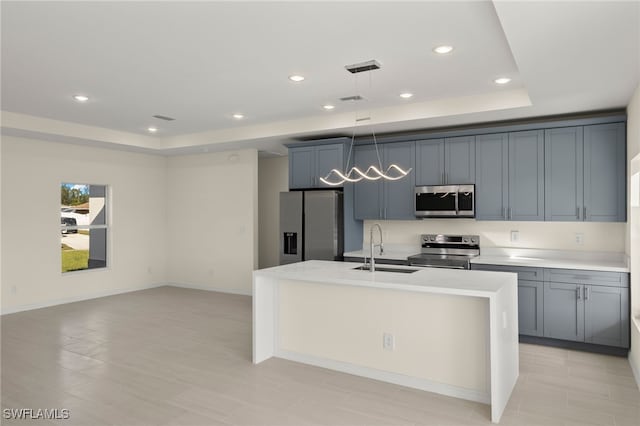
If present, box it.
[253,260,518,423]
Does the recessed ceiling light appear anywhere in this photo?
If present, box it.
[323,104,335,110]
[73,94,89,102]
[433,45,454,54]
[288,75,305,82]
[494,77,512,85]
[233,113,245,119]
[399,92,413,99]
[147,127,158,133]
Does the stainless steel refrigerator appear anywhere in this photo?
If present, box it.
[279,190,344,265]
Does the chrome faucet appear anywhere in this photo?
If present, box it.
[369,223,384,272]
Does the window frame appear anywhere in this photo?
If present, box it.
[60,182,110,274]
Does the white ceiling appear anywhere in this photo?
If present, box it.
[1,1,639,156]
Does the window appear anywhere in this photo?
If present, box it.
[60,183,108,273]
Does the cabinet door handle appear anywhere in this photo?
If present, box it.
[576,286,581,300]
[583,206,587,220]
[384,207,387,219]
[509,207,513,220]
[585,286,590,300]
[445,173,448,184]
[442,172,445,184]
[576,207,580,220]
[503,207,507,219]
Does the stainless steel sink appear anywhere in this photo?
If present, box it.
[352,265,420,274]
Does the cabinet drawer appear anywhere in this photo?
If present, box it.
[471,264,543,281]
[543,268,629,288]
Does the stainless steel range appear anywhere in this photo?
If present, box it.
[407,234,480,270]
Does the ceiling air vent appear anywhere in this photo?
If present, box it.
[345,59,381,74]
[340,95,365,102]
[152,115,176,121]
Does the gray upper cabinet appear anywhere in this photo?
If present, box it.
[416,137,475,185]
[584,123,626,222]
[545,127,584,221]
[475,133,509,220]
[445,136,476,184]
[509,130,545,221]
[288,143,344,189]
[383,141,416,220]
[354,142,416,220]
[545,123,625,222]
[353,144,382,220]
[289,147,315,189]
[475,131,544,221]
[416,139,445,185]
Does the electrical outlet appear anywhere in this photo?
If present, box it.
[510,230,519,242]
[575,233,584,245]
[383,333,395,351]
[11,285,17,295]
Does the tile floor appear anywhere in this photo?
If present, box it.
[2,286,639,425]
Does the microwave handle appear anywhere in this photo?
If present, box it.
[454,190,459,215]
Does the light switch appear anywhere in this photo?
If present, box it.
[510,230,519,242]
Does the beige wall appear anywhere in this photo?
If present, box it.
[165,149,258,295]
[258,156,288,269]
[627,82,640,385]
[363,219,626,252]
[1,136,168,313]
[279,279,489,393]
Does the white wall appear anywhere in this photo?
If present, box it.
[279,279,489,394]
[165,149,258,295]
[363,219,626,252]
[258,156,288,269]
[1,136,168,313]
[627,82,640,387]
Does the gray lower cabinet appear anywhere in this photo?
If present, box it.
[584,285,629,347]
[472,263,629,348]
[475,130,544,221]
[543,282,585,342]
[470,264,543,337]
[518,280,544,337]
[354,141,415,220]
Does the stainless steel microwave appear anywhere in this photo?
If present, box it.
[415,185,475,218]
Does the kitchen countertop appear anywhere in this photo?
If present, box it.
[471,247,629,273]
[343,244,419,261]
[345,245,629,273]
[255,259,516,297]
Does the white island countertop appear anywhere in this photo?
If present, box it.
[254,260,519,424]
[256,260,516,297]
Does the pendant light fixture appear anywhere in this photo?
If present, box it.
[319,60,412,186]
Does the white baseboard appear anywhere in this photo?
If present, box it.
[1,283,165,315]
[277,349,490,405]
[166,282,252,296]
